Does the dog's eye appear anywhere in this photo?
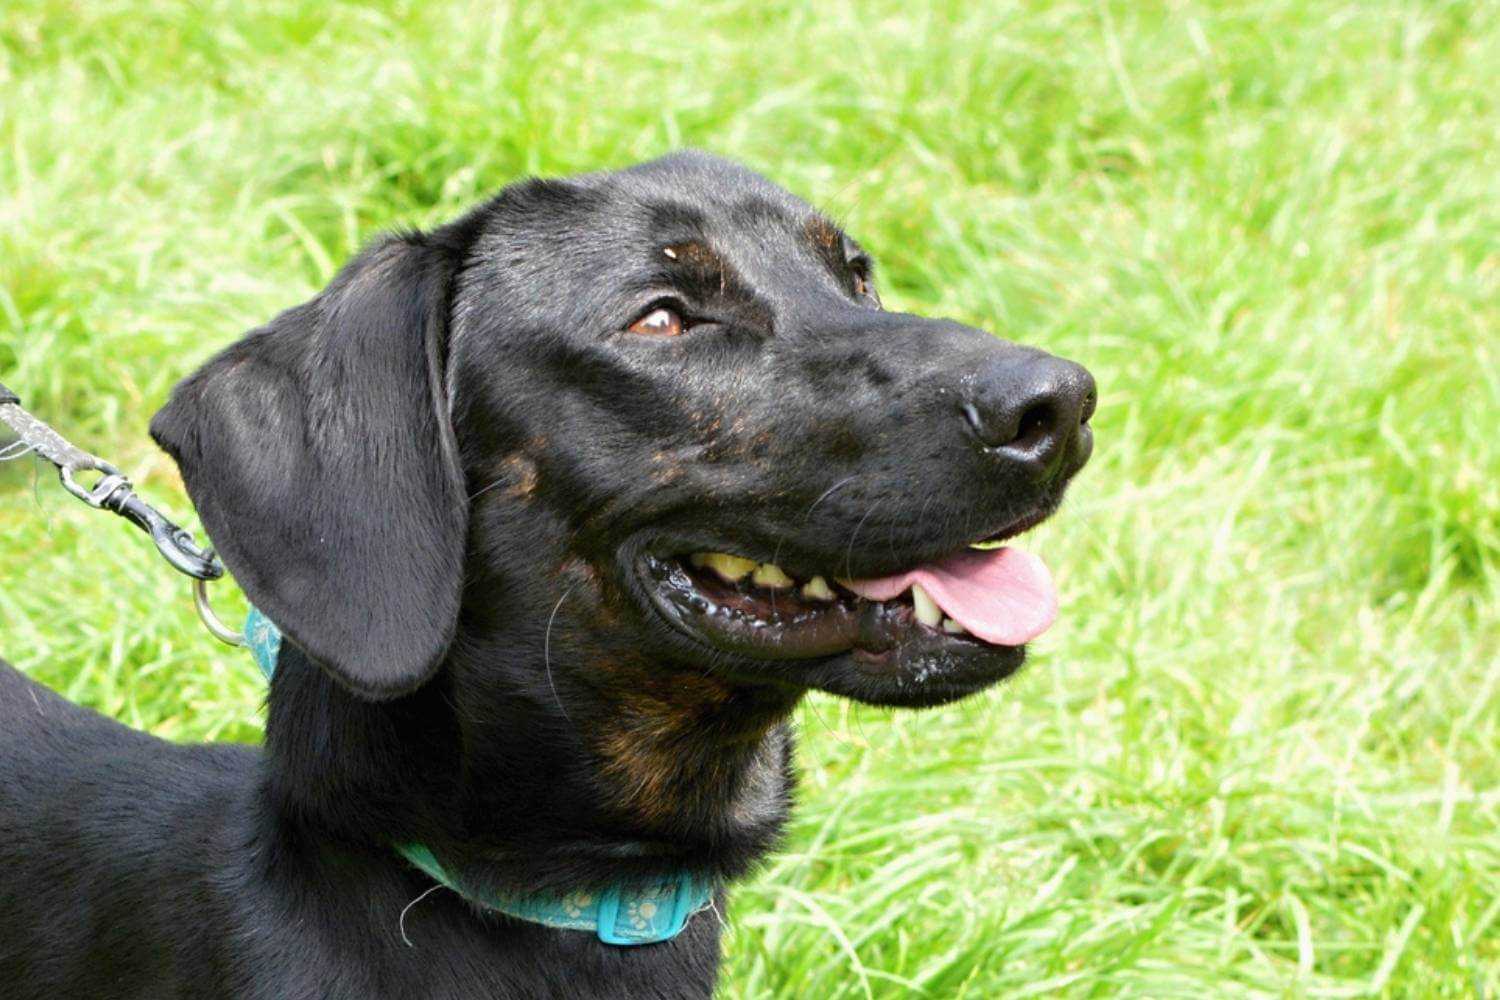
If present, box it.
[627,306,685,337]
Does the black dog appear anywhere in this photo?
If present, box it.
[0,152,1094,999]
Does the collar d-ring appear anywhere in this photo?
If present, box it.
[193,550,245,647]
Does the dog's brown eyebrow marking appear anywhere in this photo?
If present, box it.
[643,201,772,313]
[659,239,764,308]
[806,214,844,251]
[805,214,857,280]
[662,240,727,276]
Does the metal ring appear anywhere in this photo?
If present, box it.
[194,576,246,647]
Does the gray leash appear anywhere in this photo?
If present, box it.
[0,377,224,582]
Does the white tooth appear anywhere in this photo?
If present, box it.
[911,583,942,627]
[752,563,795,589]
[801,575,835,602]
[942,617,968,635]
[700,552,755,583]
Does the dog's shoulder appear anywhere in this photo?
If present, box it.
[0,660,269,998]
[0,658,162,753]
[0,658,128,747]
[0,658,255,801]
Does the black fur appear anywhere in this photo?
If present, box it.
[0,152,1094,998]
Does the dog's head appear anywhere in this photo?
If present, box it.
[154,152,1093,840]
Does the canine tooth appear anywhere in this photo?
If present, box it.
[911,583,943,627]
[752,563,795,589]
[801,575,835,602]
[942,617,968,635]
[700,552,755,583]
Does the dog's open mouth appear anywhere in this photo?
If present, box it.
[640,540,1056,664]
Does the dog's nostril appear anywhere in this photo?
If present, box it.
[962,392,1063,453]
[962,355,1095,478]
[1010,402,1057,451]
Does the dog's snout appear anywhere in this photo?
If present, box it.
[962,354,1096,480]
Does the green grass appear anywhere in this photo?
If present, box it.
[2,0,1496,995]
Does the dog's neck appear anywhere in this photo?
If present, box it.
[261,641,800,898]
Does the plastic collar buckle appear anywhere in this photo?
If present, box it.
[595,874,702,946]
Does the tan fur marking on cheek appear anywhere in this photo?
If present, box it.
[595,707,685,824]
[692,413,723,440]
[593,678,736,823]
[555,557,600,587]
[554,558,619,622]
[747,430,775,462]
[598,729,674,823]
[649,449,688,485]
[500,453,539,498]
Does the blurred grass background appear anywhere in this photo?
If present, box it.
[1,0,1496,995]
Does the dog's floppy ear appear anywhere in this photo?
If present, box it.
[152,234,469,700]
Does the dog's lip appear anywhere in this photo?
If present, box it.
[625,500,1060,670]
[631,550,1029,704]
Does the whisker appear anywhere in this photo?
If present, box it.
[805,474,858,520]
[804,695,852,748]
[544,583,578,723]
[468,477,508,501]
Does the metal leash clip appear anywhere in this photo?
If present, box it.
[1,377,234,642]
[58,460,224,582]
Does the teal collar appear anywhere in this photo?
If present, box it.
[241,607,714,946]
[395,843,713,945]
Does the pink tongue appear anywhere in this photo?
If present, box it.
[841,547,1057,646]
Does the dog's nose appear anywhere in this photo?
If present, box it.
[961,353,1096,481]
